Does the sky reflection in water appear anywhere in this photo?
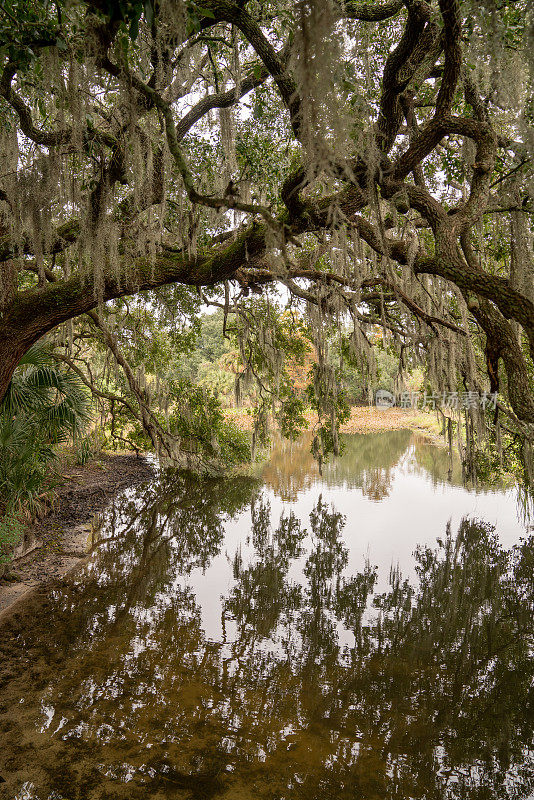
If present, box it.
[1,430,533,800]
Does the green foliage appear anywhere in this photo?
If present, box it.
[169,380,223,449]
[306,362,351,461]
[276,392,307,440]
[216,418,251,468]
[341,334,400,400]
[97,0,156,41]
[0,510,24,564]
[0,0,61,64]
[0,411,56,517]
[126,375,251,468]
[0,0,532,492]
[76,436,92,466]
[175,309,234,388]
[167,379,250,466]
[3,342,90,442]
[474,426,524,488]
[0,343,90,562]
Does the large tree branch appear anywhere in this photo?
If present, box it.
[338,0,404,20]
[435,0,461,114]
[0,216,273,356]
[175,63,270,140]
[414,254,534,340]
[54,352,140,421]
[376,0,435,154]
[393,115,493,183]
[0,61,117,150]
[469,298,534,424]
[200,1,301,137]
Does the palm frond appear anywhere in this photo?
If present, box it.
[2,344,91,432]
[0,342,92,517]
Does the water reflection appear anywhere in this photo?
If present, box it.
[262,430,467,501]
[1,462,533,799]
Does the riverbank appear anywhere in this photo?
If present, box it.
[0,409,443,621]
[0,453,153,622]
[226,406,444,440]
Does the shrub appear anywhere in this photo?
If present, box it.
[0,343,91,565]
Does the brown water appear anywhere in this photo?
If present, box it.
[1,431,533,799]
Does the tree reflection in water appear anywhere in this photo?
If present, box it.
[262,429,473,502]
[1,469,533,800]
[262,429,414,501]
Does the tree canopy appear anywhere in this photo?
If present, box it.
[0,0,533,473]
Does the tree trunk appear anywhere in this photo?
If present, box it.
[0,325,42,402]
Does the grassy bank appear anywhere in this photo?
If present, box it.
[224,406,444,440]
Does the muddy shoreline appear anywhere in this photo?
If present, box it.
[0,453,154,623]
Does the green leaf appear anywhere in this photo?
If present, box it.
[195,4,216,19]
[129,15,139,40]
[144,0,154,25]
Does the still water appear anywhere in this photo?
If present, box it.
[1,430,533,799]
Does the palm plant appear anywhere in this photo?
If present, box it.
[2,343,90,442]
[0,342,91,518]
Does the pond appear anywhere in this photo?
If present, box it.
[1,430,533,799]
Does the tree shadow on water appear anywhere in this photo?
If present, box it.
[0,471,533,799]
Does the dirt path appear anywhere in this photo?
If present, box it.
[0,453,154,622]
